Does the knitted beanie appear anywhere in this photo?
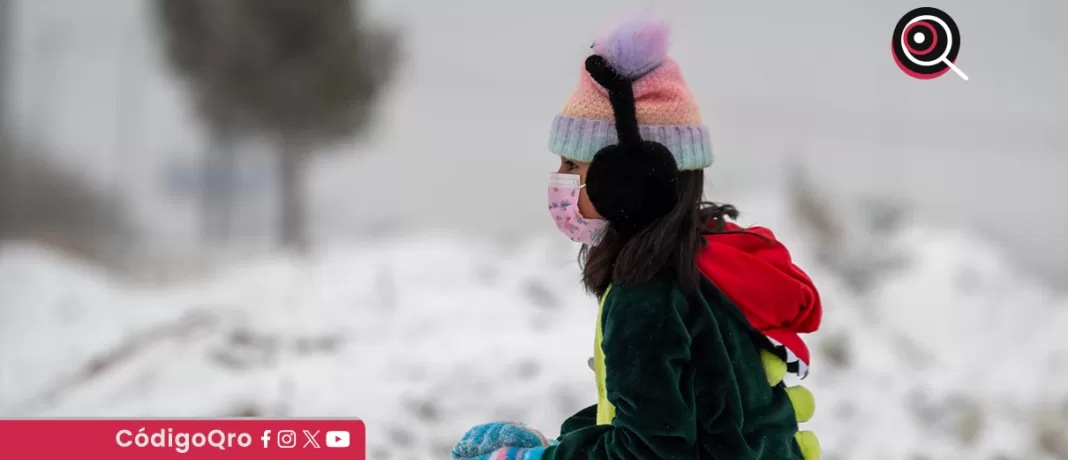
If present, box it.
[548,13,712,170]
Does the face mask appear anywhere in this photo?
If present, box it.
[548,173,606,246]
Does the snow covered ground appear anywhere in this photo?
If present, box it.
[2,195,1067,460]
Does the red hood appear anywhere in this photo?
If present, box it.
[697,223,822,372]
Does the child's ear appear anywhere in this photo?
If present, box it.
[585,140,678,235]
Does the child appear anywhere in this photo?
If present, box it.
[452,12,822,460]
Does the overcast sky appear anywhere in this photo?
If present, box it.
[7,0,1067,283]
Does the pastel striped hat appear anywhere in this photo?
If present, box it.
[548,13,713,170]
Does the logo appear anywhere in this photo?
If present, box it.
[277,430,297,448]
[325,431,350,448]
[303,430,321,448]
[891,7,968,80]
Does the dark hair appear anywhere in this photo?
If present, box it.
[578,169,739,297]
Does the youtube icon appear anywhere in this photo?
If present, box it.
[326,431,350,448]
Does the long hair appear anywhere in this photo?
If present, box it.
[578,169,740,297]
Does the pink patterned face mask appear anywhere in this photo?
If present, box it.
[548,173,606,246]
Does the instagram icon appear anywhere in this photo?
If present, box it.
[277,430,297,449]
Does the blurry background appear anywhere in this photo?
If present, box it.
[1,0,1066,459]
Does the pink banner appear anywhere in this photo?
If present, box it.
[0,419,366,459]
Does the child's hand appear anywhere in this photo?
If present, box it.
[451,421,553,459]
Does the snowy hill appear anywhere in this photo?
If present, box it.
[2,195,1067,460]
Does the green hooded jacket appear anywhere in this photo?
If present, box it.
[542,227,822,460]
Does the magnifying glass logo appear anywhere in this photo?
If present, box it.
[892,7,968,81]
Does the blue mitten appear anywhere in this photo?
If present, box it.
[466,446,548,460]
[452,421,553,459]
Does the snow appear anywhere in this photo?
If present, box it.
[0,232,595,458]
[2,196,1068,460]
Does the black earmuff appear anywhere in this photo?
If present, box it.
[583,55,679,236]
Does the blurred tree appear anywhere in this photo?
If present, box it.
[0,2,130,268]
[153,0,399,252]
[0,137,130,265]
[0,0,10,135]
[1,0,15,239]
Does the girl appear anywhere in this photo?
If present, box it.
[452,13,822,460]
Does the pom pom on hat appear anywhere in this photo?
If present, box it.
[592,9,671,79]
